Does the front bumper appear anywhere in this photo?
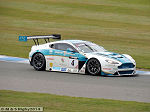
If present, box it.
[101,63,136,76]
[101,69,136,76]
[113,69,136,76]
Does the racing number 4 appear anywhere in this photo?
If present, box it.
[71,60,74,66]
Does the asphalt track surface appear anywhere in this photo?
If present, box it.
[0,61,150,103]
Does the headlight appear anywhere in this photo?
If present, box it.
[105,59,119,64]
[123,54,136,64]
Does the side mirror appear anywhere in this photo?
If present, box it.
[67,48,74,53]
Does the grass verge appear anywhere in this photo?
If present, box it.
[0,90,150,112]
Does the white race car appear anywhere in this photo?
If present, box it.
[19,34,136,76]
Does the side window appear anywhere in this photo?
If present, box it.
[54,43,78,52]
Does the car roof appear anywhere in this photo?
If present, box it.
[54,40,87,44]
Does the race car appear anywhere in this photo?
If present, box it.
[19,34,136,76]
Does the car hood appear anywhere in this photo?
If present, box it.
[87,51,132,63]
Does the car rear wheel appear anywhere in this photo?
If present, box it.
[32,53,46,71]
[86,58,101,75]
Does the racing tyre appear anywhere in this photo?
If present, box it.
[32,53,46,71]
[86,58,101,75]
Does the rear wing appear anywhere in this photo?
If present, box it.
[19,34,61,45]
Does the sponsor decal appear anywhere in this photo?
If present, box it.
[113,68,118,71]
[52,67,61,71]
[59,63,67,67]
[49,63,53,67]
[59,58,67,66]
[67,68,71,72]
[103,68,112,70]
[68,68,78,73]
[72,69,78,73]
[49,50,53,54]
[55,51,63,54]
[55,51,64,56]
[65,52,76,56]
[19,36,27,42]
[79,69,85,73]
[48,49,76,57]
[61,68,67,72]
[63,51,67,55]
[61,58,64,63]
[47,57,54,60]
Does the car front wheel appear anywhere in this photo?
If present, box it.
[86,58,101,75]
[32,53,46,71]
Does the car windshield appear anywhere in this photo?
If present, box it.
[73,42,106,53]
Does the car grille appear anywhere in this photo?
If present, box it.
[118,63,135,69]
[118,70,134,74]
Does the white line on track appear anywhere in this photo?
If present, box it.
[0,55,29,64]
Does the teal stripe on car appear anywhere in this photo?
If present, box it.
[32,49,87,61]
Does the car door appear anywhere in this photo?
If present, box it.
[49,43,79,72]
